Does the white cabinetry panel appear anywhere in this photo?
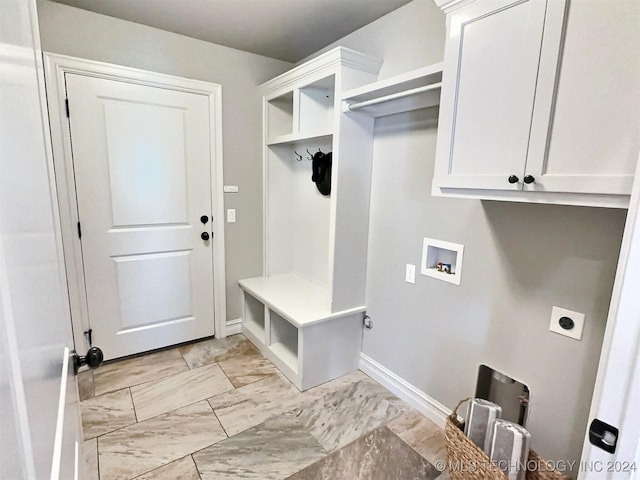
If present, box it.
[526,0,640,196]
[240,47,381,390]
[433,0,639,207]
[435,0,549,190]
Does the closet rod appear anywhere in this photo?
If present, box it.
[347,82,442,111]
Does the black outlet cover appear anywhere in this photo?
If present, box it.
[559,316,575,330]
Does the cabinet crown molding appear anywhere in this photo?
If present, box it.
[259,46,382,95]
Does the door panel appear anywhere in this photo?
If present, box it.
[0,0,81,477]
[66,74,215,360]
[114,251,193,329]
[434,0,548,190]
[526,0,639,195]
[104,101,189,226]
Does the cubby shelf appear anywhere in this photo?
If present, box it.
[342,62,443,117]
[266,129,333,147]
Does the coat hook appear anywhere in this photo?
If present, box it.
[294,150,303,161]
[306,148,313,160]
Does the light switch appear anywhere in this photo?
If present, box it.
[405,264,416,284]
[226,209,236,223]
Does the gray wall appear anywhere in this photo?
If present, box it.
[310,0,626,472]
[36,0,292,324]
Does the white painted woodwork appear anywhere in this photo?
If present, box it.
[0,3,81,476]
[434,0,550,191]
[65,73,215,360]
[43,54,227,351]
[525,0,640,196]
[579,154,640,478]
[240,47,381,389]
[267,138,333,288]
[241,287,363,391]
[298,76,335,132]
[239,274,365,327]
[266,92,294,139]
[341,63,443,118]
[433,0,638,207]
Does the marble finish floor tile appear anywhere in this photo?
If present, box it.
[131,363,234,421]
[208,373,307,436]
[286,426,440,480]
[98,401,226,480]
[133,456,201,480]
[294,380,407,452]
[217,351,279,388]
[78,370,95,401]
[388,410,447,465]
[94,348,189,396]
[81,388,136,440]
[83,438,99,480]
[179,334,254,369]
[304,370,369,399]
[193,413,327,480]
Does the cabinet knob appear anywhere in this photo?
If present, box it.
[524,175,535,184]
[508,175,519,184]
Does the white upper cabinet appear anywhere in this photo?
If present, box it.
[433,0,640,208]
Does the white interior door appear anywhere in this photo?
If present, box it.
[1,0,82,478]
[65,74,216,360]
[579,153,640,479]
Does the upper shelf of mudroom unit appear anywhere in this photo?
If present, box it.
[341,62,444,117]
[266,127,333,147]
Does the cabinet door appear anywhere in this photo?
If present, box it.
[525,0,640,195]
[434,0,550,191]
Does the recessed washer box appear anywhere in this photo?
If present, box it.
[420,237,464,285]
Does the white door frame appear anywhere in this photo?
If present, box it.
[43,53,227,353]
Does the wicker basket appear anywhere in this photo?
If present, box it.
[445,399,566,480]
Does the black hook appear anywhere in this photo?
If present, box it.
[306,148,313,160]
[294,150,303,161]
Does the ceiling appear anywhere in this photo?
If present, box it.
[49,0,413,63]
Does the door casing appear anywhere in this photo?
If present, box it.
[43,53,227,353]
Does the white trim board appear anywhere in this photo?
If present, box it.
[359,353,450,429]
[225,318,243,336]
[43,53,228,352]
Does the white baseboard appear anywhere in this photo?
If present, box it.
[225,318,242,336]
[359,353,450,429]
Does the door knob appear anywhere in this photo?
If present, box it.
[201,232,210,241]
[508,175,519,184]
[200,215,209,224]
[72,346,103,374]
[523,175,535,184]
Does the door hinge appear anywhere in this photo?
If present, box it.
[84,328,93,346]
[77,221,82,239]
[65,98,70,118]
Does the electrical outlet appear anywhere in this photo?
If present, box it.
[405,264,416,284]
[226,209,236,223]
[549,306,585,340]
